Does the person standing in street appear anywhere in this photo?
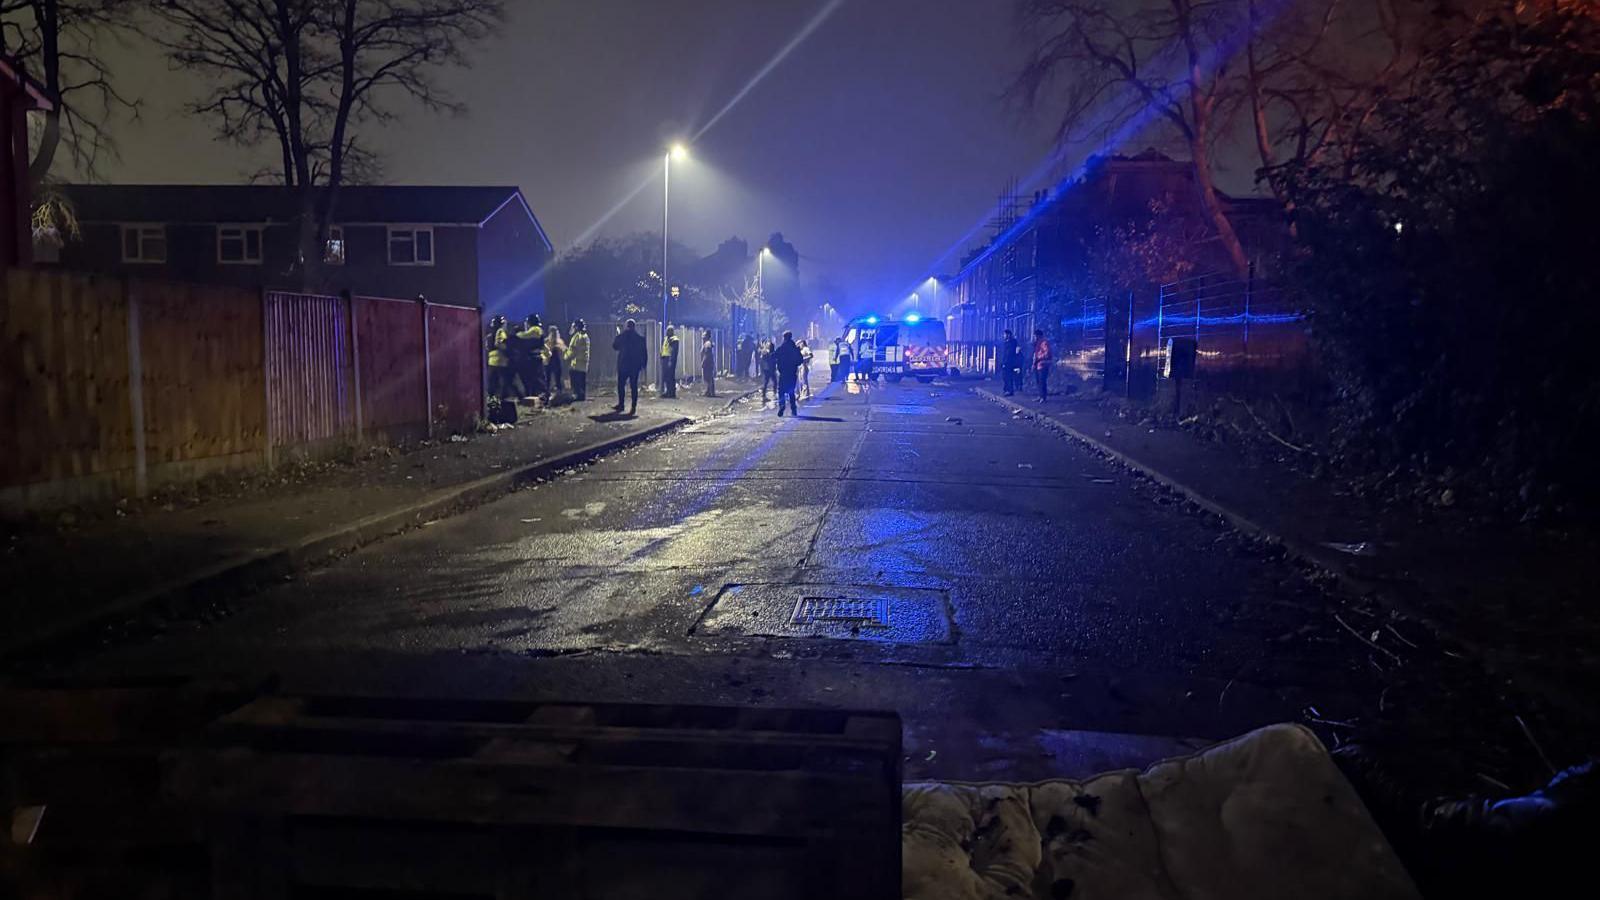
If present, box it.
[486,315,513,400]
[701,331,717,397]
[838,340,852,384]
[758,339,777,403]
[828,338,843,383]
[999,328,1020,396]
[1032,328,1053,403]
[546,325,566,394]
[566,320,590,401]
[613,319,647,415]
[772,331,804,417]
[798,339,814,398]
[737,334,755,379]
[660,326,680,399]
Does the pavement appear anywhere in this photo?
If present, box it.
[975,384,1600,717]
[22,377,1574,799]
[0,380,755,656]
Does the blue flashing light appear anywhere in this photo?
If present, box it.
[905,313,921,323]
[866,316,878,325]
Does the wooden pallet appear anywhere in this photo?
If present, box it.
[0,678,261,899]
[166,695,903,899]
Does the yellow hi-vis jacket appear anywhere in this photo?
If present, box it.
[488,327,510,367]
[828,343,842,365]
[516,324,548,364]
[566,331,591,372]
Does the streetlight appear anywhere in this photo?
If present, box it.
[758,246,772,335]
[663,143,688,327]
[926,277,940,316]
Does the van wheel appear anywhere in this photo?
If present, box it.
[916,376,934,384]
[887,374,903,383]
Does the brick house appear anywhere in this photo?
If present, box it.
[47,184,554,315]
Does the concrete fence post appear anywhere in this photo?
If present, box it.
[261,289,275,470]
[419,294,433,438]
[345,290,363,438]
[125,278,147,497]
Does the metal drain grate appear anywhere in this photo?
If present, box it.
[696,583,952,644]
[792,596,890,627]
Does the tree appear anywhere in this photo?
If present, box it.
[1012,0,1256,276]
[151,0,503,277]
[1,0,138,186]
[1236,0,1431,216]
[1273,2,1600,511]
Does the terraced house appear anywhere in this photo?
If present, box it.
[45,184,554,316]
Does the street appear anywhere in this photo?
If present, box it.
[63,379,1411,782]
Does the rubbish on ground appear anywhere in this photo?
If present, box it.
[1321,541,1377,557]
[519,518,541,524]
[924,750,938,762]
[1090,478,1114,484]
[945,416,962,424]
[1017,463,1034,469]
[448,434,467,443]
[1333,612,1403,664]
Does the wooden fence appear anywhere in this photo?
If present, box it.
[0,269,484,512]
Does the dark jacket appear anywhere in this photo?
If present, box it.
[758,346,776,375]
[1000,336,1019,368]
[613,329,648,375]
[773,340,804,381]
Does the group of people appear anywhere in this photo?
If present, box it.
[486,315,592,406]
[998,327,1054,401]
[615,321,720,415]
[735,334,818,407]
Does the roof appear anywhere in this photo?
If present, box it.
[59,184,537,229]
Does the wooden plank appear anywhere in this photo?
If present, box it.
[165,750,894,837]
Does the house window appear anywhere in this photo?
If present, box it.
[120,225,167,263]
[387,226,434,266]
[323,225,346,265]
[217,225,264,264]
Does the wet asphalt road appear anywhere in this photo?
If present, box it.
[67,379,1387,780]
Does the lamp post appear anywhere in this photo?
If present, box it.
[758,246,772,336]
[663,143,688,328]
[927,277,940,317]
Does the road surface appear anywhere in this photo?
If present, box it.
[64,379,1395,780]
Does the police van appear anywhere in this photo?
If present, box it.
[841,314,948,383]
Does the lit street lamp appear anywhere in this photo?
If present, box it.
[663,143,688,327]
[758,246,772,335]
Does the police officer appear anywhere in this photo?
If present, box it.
[515,314,547,399]
[566,320,591,401]
[486,315,513,400]
[660,326,680,399]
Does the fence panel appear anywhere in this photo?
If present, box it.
[264,291,353,449]
[135,280,266,468]
[1155,271,1308,379]
[427,302,483,432]
[354,295,428,439]
[0,269,134,491]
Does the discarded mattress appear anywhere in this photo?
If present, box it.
[901,723,1418,900]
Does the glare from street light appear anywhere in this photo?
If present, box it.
[761,247,772,256]
[670,143,689,161]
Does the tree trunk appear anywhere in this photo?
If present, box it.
[25,0,62,189]
[1184,36,1250,278]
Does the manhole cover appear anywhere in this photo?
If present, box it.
[695,583,953,643]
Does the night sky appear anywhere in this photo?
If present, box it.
[94,1,1087,311]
